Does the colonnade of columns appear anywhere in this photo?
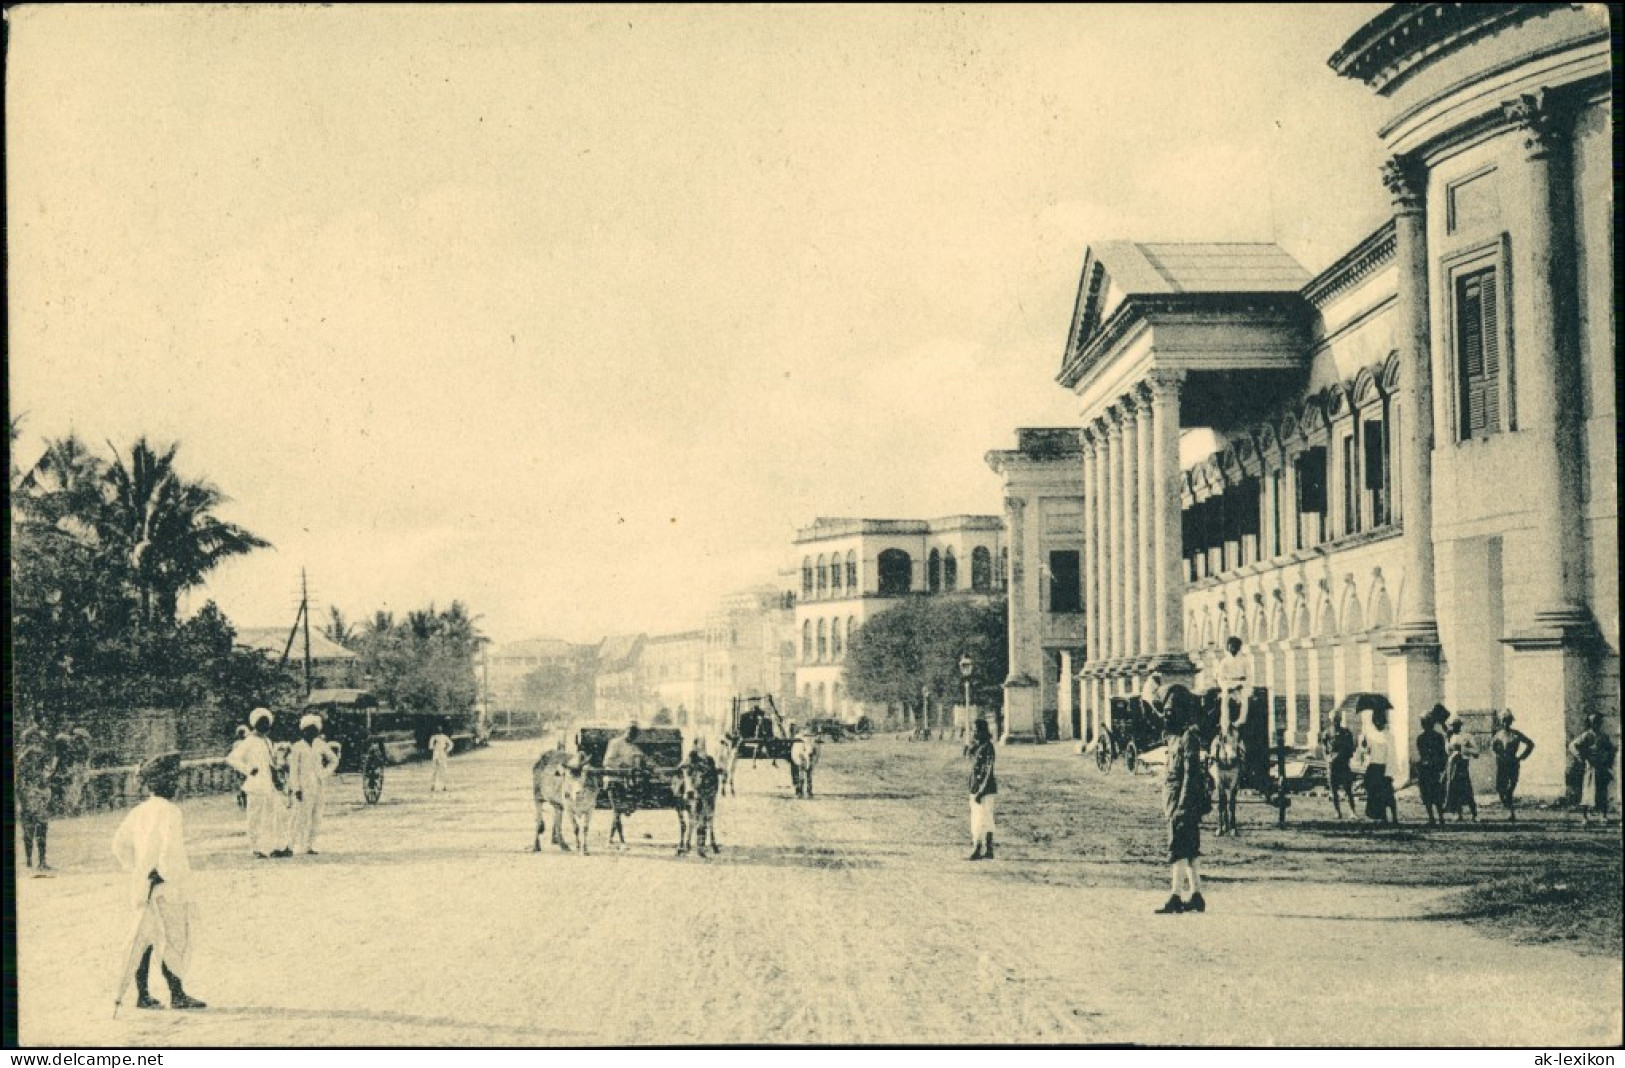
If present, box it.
[1077,371,1193,741]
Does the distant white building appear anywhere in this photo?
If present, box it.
[702,584,797,729]
[792,515,1004,724]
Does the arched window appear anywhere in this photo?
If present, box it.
[801,620,813,662]
[831,617,843,658]
[816,554,828,596]
[848,616,857,655]
[846,550,858,591]
[943,547,958,591]
[831,554,843,593]
[999,548,1009,590]
[801,557,813,598]
[928,549,942,593]
[972,546,992,591]
[878,549,913,596]
[817,619,828,661]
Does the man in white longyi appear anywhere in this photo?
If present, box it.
[112,753,206,1011]
[287,713,340,855]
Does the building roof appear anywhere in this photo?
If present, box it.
[235,627,359,662]
[488,637,580,661]
[304,688,378,708]
[595,633,645,671]
[1061,242,1312,390]
[645,629,705,645]
[795,515,1002,543]
[1092,242,1311,296]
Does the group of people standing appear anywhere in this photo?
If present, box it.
[224,707,340,858]
[16,723,93,873]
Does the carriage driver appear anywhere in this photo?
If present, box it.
[1139,672,1169,732]
[1215,637,1253,733]
[604,722,647,772]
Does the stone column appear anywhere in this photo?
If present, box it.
[1099,415,1118,663]
[1082,431,1100,667]
[1377,154,1441,769]
[1001,495,1041,743]
[1081,430,1100,739]
[1380,155,1439,636]
[1119,398,1140,666]
[1502,91,1586,620]
[1058,650,1074,741]
[1148,370,1193,681]
[1498,89,1593,794]
[1136,382,1156,660]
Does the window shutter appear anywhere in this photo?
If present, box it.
[1480,274,1501,431]
[1457,267,1501,438]
[1363,419,1386,490]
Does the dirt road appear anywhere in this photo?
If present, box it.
[15,738,1622,1046]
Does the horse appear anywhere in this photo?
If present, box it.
[1211,726,1242,836]
[531,748,574,852]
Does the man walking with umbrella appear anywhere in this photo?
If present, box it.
[111,753,206,1012]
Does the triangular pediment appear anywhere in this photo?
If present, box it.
[1060,241,1312,387]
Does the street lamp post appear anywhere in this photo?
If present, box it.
[959,653,974,739]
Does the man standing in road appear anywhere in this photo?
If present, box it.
[112,753,206,1011]
[288,714,339,854]
[227,708,289,858]
[967,718,998,860]
[603,722,646,846]
[428,725,454,793]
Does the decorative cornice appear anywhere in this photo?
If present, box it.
[1058,293,1308,391]
[1302,220,1398,307]
[1329,3,1561,95]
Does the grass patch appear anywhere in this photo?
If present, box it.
[1442,864,1623,956]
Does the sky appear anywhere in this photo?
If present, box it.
[8,4,1395,647]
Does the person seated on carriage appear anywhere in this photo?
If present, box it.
[604,722,647,772]
[1214,637,1252,733]
[1139,672,1170,734]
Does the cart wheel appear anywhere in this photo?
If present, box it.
[1124,743,1138,774]
[1095,744,1110,772]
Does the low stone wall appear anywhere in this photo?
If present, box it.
[80,756,239,813]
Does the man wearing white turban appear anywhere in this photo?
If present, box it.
[287,713,340,855]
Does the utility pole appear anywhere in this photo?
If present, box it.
[302,568,313,698]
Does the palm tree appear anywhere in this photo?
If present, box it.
[100,437,271,628]
[323,606,356,649]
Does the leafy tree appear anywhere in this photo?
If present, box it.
[99,437,270,628]
[518,651,595,720]
[11,433,278,746]
[353,601,484,722]
[844,596,1007,727]
[322,606,357,648]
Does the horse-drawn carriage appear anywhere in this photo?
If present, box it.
[1095,686,1273,791]
[729,694,795,763]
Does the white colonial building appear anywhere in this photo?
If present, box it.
[1029,2,1614,794]
[793,515,1004,723]
[985,430,1087,743]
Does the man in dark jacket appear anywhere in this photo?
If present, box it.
[1157,705,1209,914]
[967,718,998,860]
